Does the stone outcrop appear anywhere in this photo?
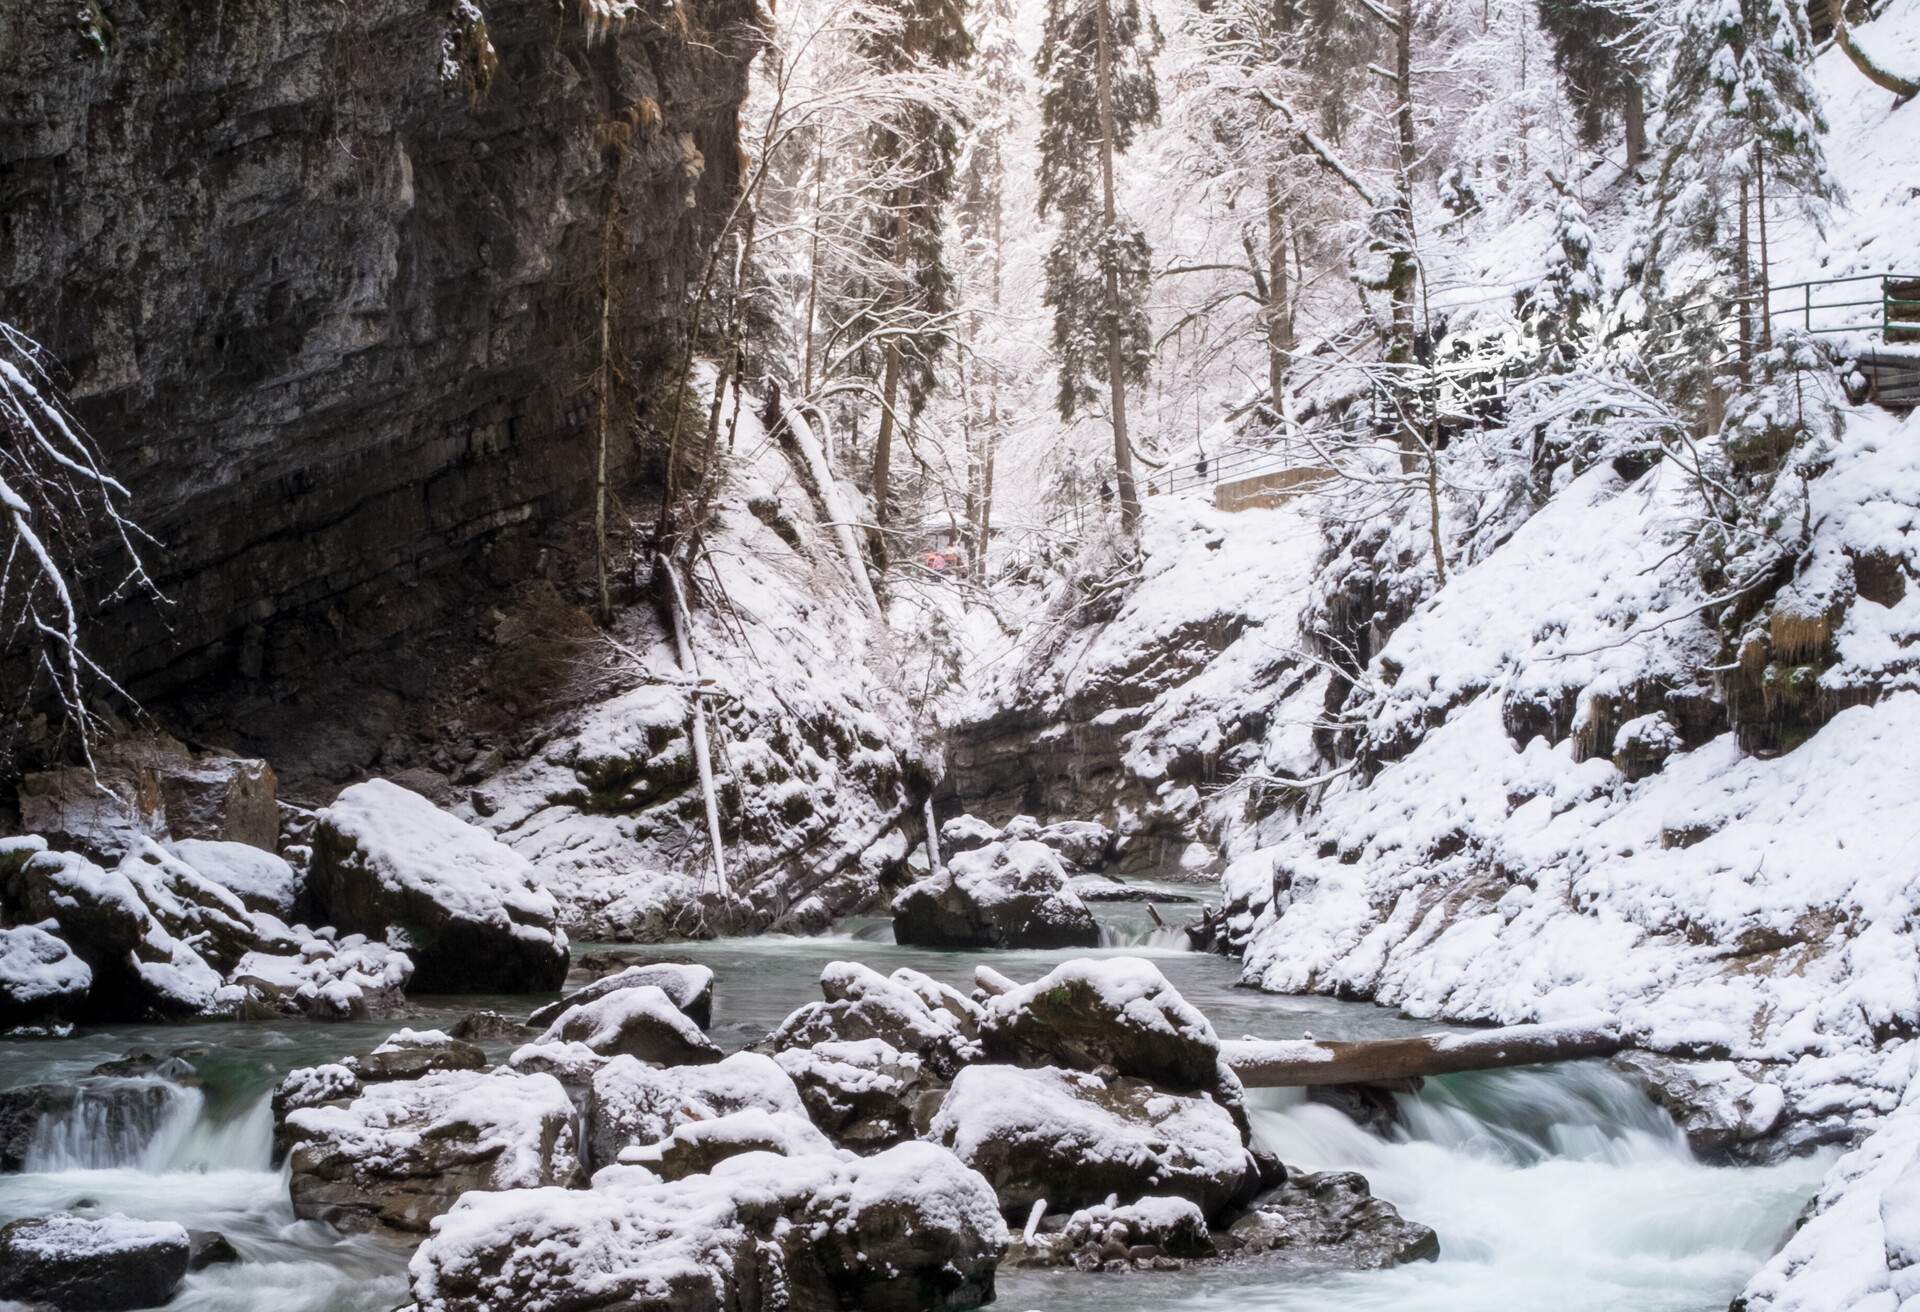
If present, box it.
[526,962,714,1030]
[0,0,759,730]
[531,984,721,1066]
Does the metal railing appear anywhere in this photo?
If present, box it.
[1667,271,1920,344]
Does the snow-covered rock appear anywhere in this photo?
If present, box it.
[229,934,412,1021]
[1034,819,1118,870]
[526,962,714,1030]
[980,957,1225,1094]
[1227,1170,1439,1269]
[773,1038,930,1150]
[583,1051,806,1172]
[1611,1051,1789,1162]
[309,780,567,992]
[930,1064,1259,1221]
[940,813,1003,854]
[762,961,979,1078]
[408,1141,1007,1312]
[170,838,301,916]
[285,1068,580,1235]
[1,1070,198,1173]
[0,924,90,1032]
[357,1028,488,1081]
[892,839,1098,950]
[0,1212,190,1311]
[1011,1194,1217,1268]
[0,844,231,1020]
[532,984,722,1066]
[618,1107,836,1180]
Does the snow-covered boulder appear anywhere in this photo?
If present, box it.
[892,839,1098,950]
[532,984,722,1066]
[229,934,412,1021]
[526,962,714,1030]
[888,965,985,1034]
[1034,819,1118,870]
[584,1051,804,1172]
[940,813,1003,854]
[981,957,1225,1095]
[285,1068,580,1235]
[1227,1170,1439,1269]
[0,924,91,1032]
[170,838,301,917]
[0,1212,190,1311]
[356,1028,488,1081]
[773,1038,930,1150]
[930,1065,1260,1221]
[309,780,567,992]
[408,1141,1007,1312]
[0,845,230,1020]
[762,961,978,1078]
[618,1107,837,1180]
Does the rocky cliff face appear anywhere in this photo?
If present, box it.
[0,0,756,705]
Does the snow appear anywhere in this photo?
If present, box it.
[170,838,301,916]
[985,956,1221,1053]
[1,1212,188,1258]
[532,983,717,1060]
[0,923,90,1005]
[617,1107,836,1169]
[318,780,564,950]
[229,934,411,1018]
[587,1051,806,1152]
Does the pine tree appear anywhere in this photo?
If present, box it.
[1536,0,1651,164]
[1648,0,1834,396]
[842,0,975,541]
[1530,189,1599,367]
[1037,0,1160,532]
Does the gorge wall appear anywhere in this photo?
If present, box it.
[0,0,757,713]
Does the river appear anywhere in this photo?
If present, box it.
[0,890,1826,1311]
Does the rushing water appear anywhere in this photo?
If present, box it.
[0,889,1826,1312]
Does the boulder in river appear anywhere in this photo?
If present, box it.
[0,924,91,1033]
[526,962,715,1030]
[354,1028,488,1081]
[408,1140,1007,1312]
[532,984,722,1066]
[1227,1169,1439,1268]
[930,1064,1260,1222]
[285,1068,580,1235]
[762,961,979,1079]
[1033,819,1118,871]
[228,934,413,1021]
[584,1050,805,1172]
[307,779,568,992]
[0,1212,191,1310]
[892,839,1099,951]
[980,956,1223,1092]
[618,1107,837,1180]
[773,1038,931,1150]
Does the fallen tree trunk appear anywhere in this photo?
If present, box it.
[1221,1021,1625,1088]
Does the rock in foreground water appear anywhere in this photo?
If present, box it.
[0,1212,190,1311]
[409,1141,1007,1312]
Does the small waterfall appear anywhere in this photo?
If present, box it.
[22,1080,205,1173]
[1095,918,1190,951]
[21,1080,273,1175]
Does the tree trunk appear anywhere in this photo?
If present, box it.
[1094,0,1142,534]
[801,143,826,397]
[1833,3,1920,99]
[1756,139,1772,352]
[1624,78,1648,169]
[1388,0,1419,370]
[869,183,912,554]
[1264,173,1295,408]
[1737,174,1753,381]
[593,179,620,626]
[663,557,728,897]
[1219,1021,1624,1088]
